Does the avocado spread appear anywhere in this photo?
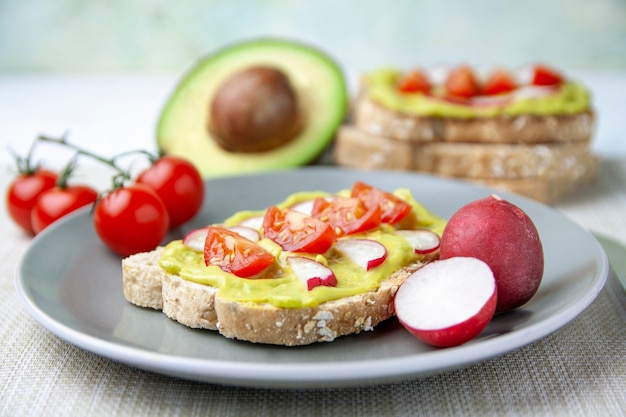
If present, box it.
[158,189,446,309]
[366,69,591,118]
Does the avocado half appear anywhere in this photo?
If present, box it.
[156,38,348,178]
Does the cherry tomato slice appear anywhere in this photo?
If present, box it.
[351,181,412,225]
[263,206,336,253]
[6,169,58,235]
[31,185,98,234]
[532,64,563,86]
[397,69,432,94]
[204,226,275,278]
[311,196,381,237]
[483,68,517,95]
[445,65,481,98]
[94,184,169,257]
[136,156,204,228]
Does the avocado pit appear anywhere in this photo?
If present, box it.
[208,66,302,153]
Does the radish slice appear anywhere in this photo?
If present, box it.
[182,227,207,251]
[237,215,264,230]
[289,200,315,216]
[182,225,260,252]
[394,257,497,348]
[227,225,260,242]
[287,256,337,290]
[396,230,441,254]
[335,239,387,271]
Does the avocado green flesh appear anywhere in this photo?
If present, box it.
[366,69,591,118]
[157,39,348,178]
[158,189,447,309]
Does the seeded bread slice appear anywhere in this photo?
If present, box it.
[121,248,436,346]
[353,91,595,144]
[333,126,598,204]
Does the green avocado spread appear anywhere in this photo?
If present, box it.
[158,189,446,309]
[366,68,591,118]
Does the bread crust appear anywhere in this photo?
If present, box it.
[353,92,595,145]
[121,248,436,346]
[333,126,598,204]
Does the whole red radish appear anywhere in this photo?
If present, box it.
[440,195,544,312]
[395,257,497,348]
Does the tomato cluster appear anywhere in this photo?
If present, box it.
[203,181,413,278]
[397,63,564,99]
[95,156,204,256]
[6,136,204,257]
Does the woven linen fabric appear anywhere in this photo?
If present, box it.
[2,265,624,417]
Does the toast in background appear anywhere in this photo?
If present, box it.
[334,64,598,204]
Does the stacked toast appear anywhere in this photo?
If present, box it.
[334,64,597,204]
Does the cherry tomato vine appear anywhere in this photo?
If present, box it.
[6,133,204,256]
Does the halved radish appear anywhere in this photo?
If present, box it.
[396,229,441,254]
[182,227,208,251]
[334,239,387,271]
[394,257,497,348]
[287,256,337,290]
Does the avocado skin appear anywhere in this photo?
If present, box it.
[157,38,348,178]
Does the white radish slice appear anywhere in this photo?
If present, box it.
[287,256,337,290]
[394,257,497,348]
[226,225,260,242]
[182,225,260,252]
[396,230,441,254]
[182,227,208,251]
[289,200,316,216]
[237,215,264,230]
[512,85,558,100]
[335,239,387,271]
[290,196,332,216]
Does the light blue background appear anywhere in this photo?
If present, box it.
[1,0,625,73]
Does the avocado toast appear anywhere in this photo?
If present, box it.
[122,182,445,346]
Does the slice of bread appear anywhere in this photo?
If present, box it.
[121,247,436,346]
[335,126,599,180]
[353,90,596,145]
[333,126,598,204]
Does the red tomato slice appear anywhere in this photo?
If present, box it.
[311,196,381,237]
[351,181,412,225]
[483,68,517,95]
[532,65,563,86]
[204,226,275,278]
[263,206,336,253]
[445,65,481,98]
[397,69,432,94]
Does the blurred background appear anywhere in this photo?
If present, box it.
[1,0,625,177]
[2,0,625,73]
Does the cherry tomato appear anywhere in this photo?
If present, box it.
[263,206,336,253]
[136,156,204,228]
[483,68,517,95]
[93,184,169,257]
[312,196,381,237]
[351,181,412,225]
[31,185,98,234]
[445,65,481,98]
[532,65,563,86]
[6,169,58,235]
[397,69,432,94]
[204,226,275,278]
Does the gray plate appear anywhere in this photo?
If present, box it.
[15,167,609,388]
